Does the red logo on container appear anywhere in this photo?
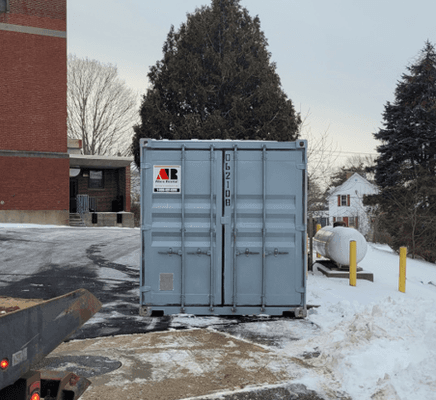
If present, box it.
[156,168,178,180]
[157,169,169,180]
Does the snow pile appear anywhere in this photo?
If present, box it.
[281,243,436,400]
[291,296,436,399]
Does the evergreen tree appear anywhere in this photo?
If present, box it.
[367,41,436,260]
[373,41,436,188]
[132,0,301,166]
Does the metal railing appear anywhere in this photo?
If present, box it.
[76,195,89,215]
[76,195,97,214]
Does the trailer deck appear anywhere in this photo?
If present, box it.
[0,289,102,400]
[0,296,45,314]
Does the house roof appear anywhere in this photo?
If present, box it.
[328,172,378,196]
[69,154,133,169]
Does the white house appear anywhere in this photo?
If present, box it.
[328,173,379,237]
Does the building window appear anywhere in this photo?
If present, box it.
[0,0,10,13]
[337,194,350,207]
[89,170,104,189]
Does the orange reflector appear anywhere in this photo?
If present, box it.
[30,394,40,400]
[0,359,9,370]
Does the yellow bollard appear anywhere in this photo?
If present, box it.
[399,247,407,293]
[349,240,357,286]
[316,224,322,258]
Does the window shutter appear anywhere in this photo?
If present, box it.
[333,217,336,222]
[347,194,350,206]
[337,195,341,206]
[355,216,359,229]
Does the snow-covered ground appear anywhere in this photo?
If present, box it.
[294,244,436,400]
[1,223,435,399]
[169,243,436,400]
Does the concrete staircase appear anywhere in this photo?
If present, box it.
[69,213,86,227]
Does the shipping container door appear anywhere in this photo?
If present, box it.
[141,147,222,308]
[223,148,305,308]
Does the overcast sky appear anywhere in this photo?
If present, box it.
[68,0,436,166]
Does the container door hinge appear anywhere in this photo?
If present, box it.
[141,286,151,293]
[297,164,306,170]
[296,286,305,293]
[296,225,306,232]
[142,225,152,231]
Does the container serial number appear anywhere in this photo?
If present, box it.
[225,154,231,206]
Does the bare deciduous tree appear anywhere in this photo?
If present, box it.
[298,109,339,215]
[298,110,339,191]
[68,54,139,156]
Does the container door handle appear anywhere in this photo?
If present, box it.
[236,248,260,256]
[264,248,289,257]
[158,248,182,256]
[187,248,211,256]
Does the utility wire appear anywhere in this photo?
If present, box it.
[310,150,378,156]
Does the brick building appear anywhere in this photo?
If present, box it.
[0,0,69,225]
[0,1,134,227]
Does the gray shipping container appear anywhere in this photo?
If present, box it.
[139,139,307,317]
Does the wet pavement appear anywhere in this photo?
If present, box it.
[0,227,150,339]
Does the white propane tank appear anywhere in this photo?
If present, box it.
[313,226,367,266]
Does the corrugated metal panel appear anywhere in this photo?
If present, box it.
[140,139,307,316]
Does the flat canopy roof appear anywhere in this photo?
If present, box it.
[69,154,133,169]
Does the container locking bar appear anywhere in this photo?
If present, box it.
[181,145,186,313]
[209,145,215,311]
[232,145,238,313]
[261,145,267,312]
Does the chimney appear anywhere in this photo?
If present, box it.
[67,138,83,154]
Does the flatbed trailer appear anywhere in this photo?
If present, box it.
[0,289,102,400]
